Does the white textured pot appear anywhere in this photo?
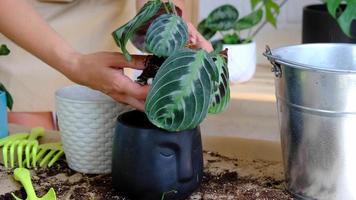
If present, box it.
[224,41,256,83]
[55,85,130,174]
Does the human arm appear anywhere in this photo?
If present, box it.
[0,0,148,110]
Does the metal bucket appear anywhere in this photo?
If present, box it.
[264,43,356,200]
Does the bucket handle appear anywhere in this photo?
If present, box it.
[263,46,282,78]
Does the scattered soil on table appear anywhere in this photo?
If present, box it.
[0,152,293,200]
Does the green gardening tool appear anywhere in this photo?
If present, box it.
[11,168,57,200]
[1,128,64,169]
[1,127,44,168]
[35,143,63,168]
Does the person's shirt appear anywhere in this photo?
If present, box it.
[0,0,137,111]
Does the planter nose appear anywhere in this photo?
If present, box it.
[178,149,193,182]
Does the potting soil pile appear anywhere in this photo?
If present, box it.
[0,151,292,200]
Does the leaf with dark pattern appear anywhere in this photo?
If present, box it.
[145,49,218,132]
[198,19,217,40]
[145,14,188,57]
[205,5,239,31]
[209,49,230,114]
[112,0,162,61]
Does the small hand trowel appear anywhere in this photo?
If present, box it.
[11,168,56,200]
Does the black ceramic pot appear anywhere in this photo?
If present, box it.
[112,110,203,200]
[302,4,356,43]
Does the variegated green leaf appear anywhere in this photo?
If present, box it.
[112,0,162,61]
[131,3,184,52]
[197,19,217,40]
[209,51,230,114]
[145,49,218,132]
[205,5,239,31]
[145,14,188,57]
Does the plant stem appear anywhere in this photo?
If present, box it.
[168,0,178,15]
[218,31,225,39]
[250,0,288,38]
[163,2,170,14]
[247,28,252,39]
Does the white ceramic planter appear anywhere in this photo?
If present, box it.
[55,85,130,174]
[224,41,256,83]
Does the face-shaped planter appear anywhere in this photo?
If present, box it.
[112,110,203,200]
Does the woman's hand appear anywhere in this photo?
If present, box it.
[187,22,214,52]
[66,52,149,111]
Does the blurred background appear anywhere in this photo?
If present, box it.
[196,0,319,64]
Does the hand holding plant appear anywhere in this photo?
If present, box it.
[112,0,230,131]
[66,52,149,111]
[187,22,214,52]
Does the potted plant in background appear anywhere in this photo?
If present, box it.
[0,44,13,139]
[111,0,230,199]
[302,0,356,43]
[197,0,285,83]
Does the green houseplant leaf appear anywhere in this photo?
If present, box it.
[0,44,10,56]
[145,49,218,132]
[222,33,240,44]
[209,51,230,114]
[326,0,342,17]
[197,19,217,40]
[251,0,262,10]
[324,0,356,37]
[145,14,188,57]
[235,9,263,31]
[197,1,283,45]
[337,0,356,37]
[112,0,162,61]
[264,0,280,27]
[205,4,239,31]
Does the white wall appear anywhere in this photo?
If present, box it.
[198,0,321,64]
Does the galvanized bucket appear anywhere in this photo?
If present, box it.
[264,43,356,200]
